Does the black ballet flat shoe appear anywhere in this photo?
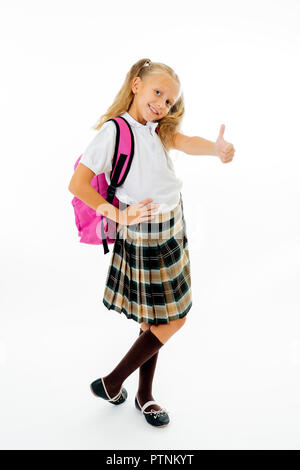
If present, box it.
[135,395,170,427]
[90,377,128,405]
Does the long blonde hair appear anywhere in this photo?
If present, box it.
[93,58,185,152]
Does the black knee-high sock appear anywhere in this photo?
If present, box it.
[102,328,164,398]
[137,327,161,412]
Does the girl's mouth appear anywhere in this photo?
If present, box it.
[148,104,158,116]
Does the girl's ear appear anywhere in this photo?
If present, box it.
[132,76,142,94]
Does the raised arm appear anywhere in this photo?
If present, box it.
[172,126,235,163]
[172,132,217,156]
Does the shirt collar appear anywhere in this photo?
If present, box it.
[121,112,159,136]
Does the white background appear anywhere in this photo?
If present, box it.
[1,0,300,450]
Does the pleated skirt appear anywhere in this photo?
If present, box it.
[102,192,192,324]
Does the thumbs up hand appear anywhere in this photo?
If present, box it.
[214,124,235,163]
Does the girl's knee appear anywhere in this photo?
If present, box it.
[141,316,186,337]
[175,315,187,329]
[159,315,187,333]
[149,315,187,344]
[140,322,151,331]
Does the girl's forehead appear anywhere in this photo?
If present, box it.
[145,73,180,99]
[146,73,177,88]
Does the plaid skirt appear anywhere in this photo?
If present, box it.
[102,192,192,324]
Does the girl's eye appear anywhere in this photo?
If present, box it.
[155,90,171,106]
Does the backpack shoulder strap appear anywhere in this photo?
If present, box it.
[105,116,135,204]
[100,115,135,255]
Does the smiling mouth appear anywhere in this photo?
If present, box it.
[148,104,159,116]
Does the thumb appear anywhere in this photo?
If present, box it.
[217,124,225,140]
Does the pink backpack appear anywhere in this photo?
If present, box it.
[72,116,159,255]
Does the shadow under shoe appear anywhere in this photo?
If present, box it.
[135,395,170,427]
[90,377,128,405]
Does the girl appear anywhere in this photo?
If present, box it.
[68,58,235,428]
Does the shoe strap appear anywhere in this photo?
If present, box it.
[102,378,122,402]
[141,400,160,414]
[108,389,123,402]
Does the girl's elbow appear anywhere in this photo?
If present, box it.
[68,179,78,195]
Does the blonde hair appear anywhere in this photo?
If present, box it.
[92,58,185,152]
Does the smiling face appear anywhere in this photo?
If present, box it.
[128,73,180,125]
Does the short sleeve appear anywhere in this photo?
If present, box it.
[80,120,116,175]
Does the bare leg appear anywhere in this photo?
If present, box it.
[140,322,151,332]
[149,316,187,344]
[140,316,187,342]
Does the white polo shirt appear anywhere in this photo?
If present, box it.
[80,111,183,214]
